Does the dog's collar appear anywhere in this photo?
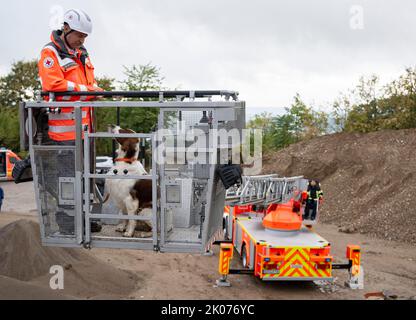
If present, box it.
[115,158,136,164]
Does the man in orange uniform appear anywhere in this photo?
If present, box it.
[38,8,102,142]
[38,8,102,234]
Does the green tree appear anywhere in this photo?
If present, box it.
[330,68,416,133]
[247,112,275,150]
[94,76,117,155]
[96,76,116,92]
[0,60,40,108]
[331,92,352,132]
[344,75,383,133]
[93,64,165,156]
[0,60,40,151]
[279,94,328,143]
[118,63,164,134]
[287,93,314,140]
[0,109,20,150]
[309,109,329,138]
[270,113,298,149]
[120,63,164,91]
[249,95,329,152]
[382,67,416,129]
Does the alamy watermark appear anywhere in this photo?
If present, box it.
[49,265,64,290]
[49,5,64,30]
[350,5,364,30]
[154,125,263,175]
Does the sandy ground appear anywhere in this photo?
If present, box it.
[0,181,415,300]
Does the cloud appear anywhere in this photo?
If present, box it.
[1,0,415,109]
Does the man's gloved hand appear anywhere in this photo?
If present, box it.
[93,86,105,100]
[47,107,61,114]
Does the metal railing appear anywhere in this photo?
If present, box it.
[226,175,305,206]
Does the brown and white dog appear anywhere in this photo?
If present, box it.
[105,125,153,238]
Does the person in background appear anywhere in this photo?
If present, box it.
[0,186,4,212]
[303,180,323,221]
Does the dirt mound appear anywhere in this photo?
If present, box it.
[0,275,73,300]
[262,129,416,244]
[0,219,142,298]
[0,219,86,281]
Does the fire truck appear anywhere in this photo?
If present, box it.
[0,148,21,181]
[216,175,363,289]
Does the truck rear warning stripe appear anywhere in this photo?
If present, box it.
[272,248,331,278]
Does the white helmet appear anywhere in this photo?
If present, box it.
[63,9,93,35]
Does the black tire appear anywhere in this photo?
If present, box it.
[241,244,249,268]
[223,217,229,240]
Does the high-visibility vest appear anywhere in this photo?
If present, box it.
[38,30,100,141]
[307,188,323,200]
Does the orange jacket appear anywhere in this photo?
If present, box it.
[38,30,100,141]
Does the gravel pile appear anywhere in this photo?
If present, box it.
[262,129,416,244]
[0,219,139,298]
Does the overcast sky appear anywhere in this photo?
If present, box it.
[1,0,415,116]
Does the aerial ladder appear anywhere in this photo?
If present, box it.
[216,175,364,290]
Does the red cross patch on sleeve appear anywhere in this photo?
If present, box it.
[43,57,54,69]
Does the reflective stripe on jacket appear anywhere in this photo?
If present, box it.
[38,30,100,141]
[307,188,323,200]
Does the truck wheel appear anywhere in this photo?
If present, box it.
[241,245,248,268]
[223,217,229,240]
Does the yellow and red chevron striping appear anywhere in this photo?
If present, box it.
[269,248,331,278]
[221,253,231,273]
